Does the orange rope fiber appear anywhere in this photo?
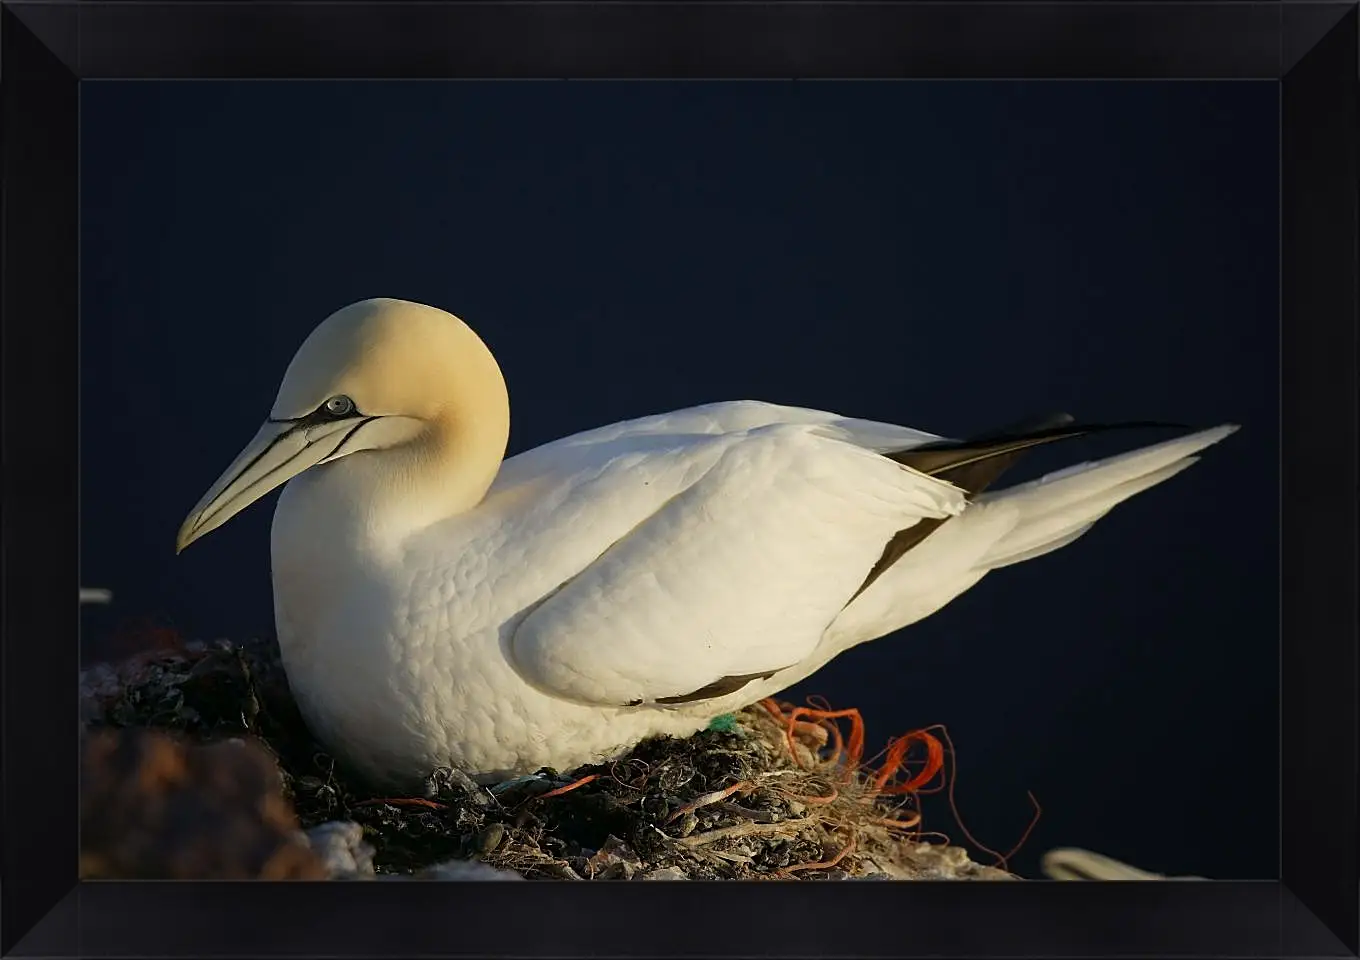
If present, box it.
[758,697,1042,871]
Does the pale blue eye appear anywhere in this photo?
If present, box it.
[325,395,355,417]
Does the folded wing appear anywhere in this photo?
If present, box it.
[507,421,964,707]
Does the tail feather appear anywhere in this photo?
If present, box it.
[983,520,1099,570]
[853,416,1200,599]
[971,424,1235,570]
[980,456,1201,569]
[827,423,1237,650]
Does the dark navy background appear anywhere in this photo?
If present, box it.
[80,82,1278,880]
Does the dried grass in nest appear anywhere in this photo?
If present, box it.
[80,633,1024,880]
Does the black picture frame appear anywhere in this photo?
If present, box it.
[3,2,1355,956]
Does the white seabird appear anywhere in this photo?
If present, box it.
[177,298,1237,787]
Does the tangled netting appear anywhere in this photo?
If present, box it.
[81,625,1036,880]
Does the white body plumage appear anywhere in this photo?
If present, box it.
[271,400,1227,785]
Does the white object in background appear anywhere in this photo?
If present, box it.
[1042,847,1206,881]
[80,588,113,605]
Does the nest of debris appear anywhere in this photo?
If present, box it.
[80,635,1018,881]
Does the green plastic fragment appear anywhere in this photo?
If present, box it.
[706,713,739,733]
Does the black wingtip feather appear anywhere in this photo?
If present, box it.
[889,419,1197,494]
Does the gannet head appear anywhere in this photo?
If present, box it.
[176,298,509,553]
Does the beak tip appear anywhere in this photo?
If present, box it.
[176,417,312,555]
[175,519,196,555]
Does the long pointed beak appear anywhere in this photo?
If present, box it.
[176,417,360,553]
